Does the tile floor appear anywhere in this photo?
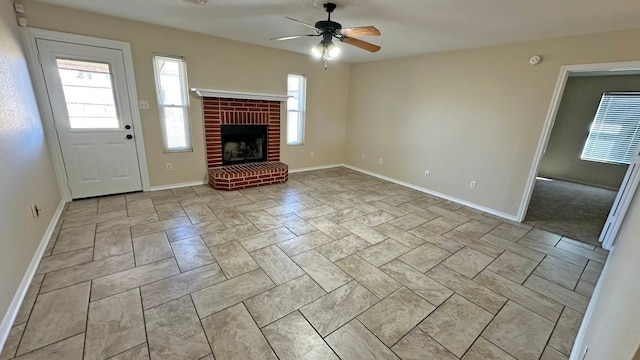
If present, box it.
[0,167,608,360]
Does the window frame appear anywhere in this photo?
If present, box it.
[580,92,640,166]
[152,53,192,153]
[287,73,306,146]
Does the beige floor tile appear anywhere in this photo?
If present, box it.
[397,203,440,222]
[244,210,282,231]
[165,220,227,242]
[340,220,387,245]
[325,208,367,224]
[540,346,569,360]
[486,251,539,284]
[442,231,503,257]
[517,238,589,267]
[201,303,277,360]
[316,234,371,262]
[308,217,351,239]
[479,233,545,262]
[292,250,351,292]
[211,207,250,228]
[14,275,44,325]
[13,333,84,360]
[191,269,275,318]
[108,344,150,360]
[154,203,187,220]
[407,227,465,253]
[171,236,215,272]
[206,195,252,210]
[462,337,515,360]
[98,196,127,213]
[97,214,159,233]
[555,241,607,263]
[419,294,493,357]
[357,210,397,227]
[374,223,425,249]
[183,204,218,224]
[126,199,156,217]
[482,301,555,360]
[489,223,529,242]
[133,232,173,266]
[244,275,326,327]
[251,245,305,285]
[130,217,192,238]
[235,199,279,213]
[273,213,317,236]
[200,223,259,248]
[238,226,296,251]
[52,224,96,254]
[36,247,93,275]
[391,328,457,360]
[325,320,399,360]
[40,253,134,293]
[17,282,90,355]
[382,195,415,207]
[580,260,604,284]
[141,263,226,309]
[357,239,410,267]
[262,311,338,360]
[145,296,211,360]
[574,279,595,297]
[399,243,451,273]
[91,258,180,301]
[524,228,562,246]
[388,213,429,231]
[0,323,25,360]
[277,231,334,257]
[524,275,589,313]
[336,255,401,298]
[380,260,452,306]
[426,265,506,314]
[300,281,379,336]
[359,287,435,346]
[210,240,259,278]
[296,205,337,220]
[534,256,583,289]
[422,217,462,235]
[262,201,307,217]
[94,228,133,260]
[548,307,583,356]
[474,270,563,322]
[85,288,146,360]
[454,220,497,239]
[441,247,494,278]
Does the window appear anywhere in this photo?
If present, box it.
[581,93,640,165]
[153,54,191,152]
[287,74,306,145]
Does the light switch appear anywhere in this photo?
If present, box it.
[138,100,150,109]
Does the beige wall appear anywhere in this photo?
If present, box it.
[573,190,640,359]
[0,0,61,327]
[538,75,640,189]
[23,1,349,187]
[345,28,640,216]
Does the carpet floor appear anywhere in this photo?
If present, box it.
[524,178,617,246]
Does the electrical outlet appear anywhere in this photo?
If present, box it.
[378,158,383,165]
[310,152,315,158]
[138,100,150,109]
[470,181,477,189]
[30,204,41,219]
[166,163,172,171]
[424,170,430,177]
[361,154,365,160]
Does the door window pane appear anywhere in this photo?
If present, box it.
[56,59,120,129]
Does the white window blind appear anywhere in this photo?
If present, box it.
[580,93,640,165]
[287,74,306,146]
[153,54,192,152]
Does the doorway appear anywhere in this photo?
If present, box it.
[23,29,150,200]
[519,61,640,250]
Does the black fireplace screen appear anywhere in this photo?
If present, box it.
[221,125,268,165]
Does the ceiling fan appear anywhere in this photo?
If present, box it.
[271,2,381,68]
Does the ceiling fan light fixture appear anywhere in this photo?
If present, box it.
[326,41,340,58]
[311,42,325,58]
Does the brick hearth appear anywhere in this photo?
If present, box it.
[203,97,287,190]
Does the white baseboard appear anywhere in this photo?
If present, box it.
[288,164,343,174]
[0,200,66,352]
[342,164,519,222]
[148,180,208,192]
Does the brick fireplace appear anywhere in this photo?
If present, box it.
[201,94,288,190]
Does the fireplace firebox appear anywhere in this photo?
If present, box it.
[220,125,268,165]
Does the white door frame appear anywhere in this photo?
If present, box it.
[21,27,150,202]
[517,60,640,242]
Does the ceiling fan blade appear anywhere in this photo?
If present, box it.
[270,34,319,41]
[342,37,381,52]
[340,26,381,37]
[285,16,319,31]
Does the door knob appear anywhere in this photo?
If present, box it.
[125,125,131,130]
[126,134,133,140]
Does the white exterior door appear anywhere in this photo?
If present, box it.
[36,39,142,199]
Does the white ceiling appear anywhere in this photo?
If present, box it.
[34,0,640,63]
